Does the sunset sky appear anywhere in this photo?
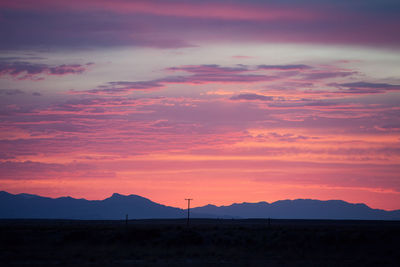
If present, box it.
[1,0,399,210]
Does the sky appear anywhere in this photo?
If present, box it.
[0,0,400,210]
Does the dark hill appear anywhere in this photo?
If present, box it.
[191,199,400,220]
[1,191,399,220]
[0,191,184,220]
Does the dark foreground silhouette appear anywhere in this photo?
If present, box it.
[2,191,400,220]
[1,219,399,266]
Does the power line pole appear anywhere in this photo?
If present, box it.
[185,198,193,226]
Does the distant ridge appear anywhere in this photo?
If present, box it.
[0,191,184,220]
[191,199,400,220]
[0,191,399,220]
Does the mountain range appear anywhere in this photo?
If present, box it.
[1,191,399,220]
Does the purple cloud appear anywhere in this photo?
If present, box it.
[0,61,92,80]
[83,81,164,94]
[333,81,400,94]
[0,89,25,95]
[167,64,249,74]
[76,63,365,95]
[257,64,311,71]
[231,93,273,101]
[48,64,91,75]
[266,132,316,142]
[1,1,399,50]
[164,65,278,84]
[302,71,357,80]
[80,64,275,95]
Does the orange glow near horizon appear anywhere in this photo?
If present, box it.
[1,0,400,213]
[2,176,400,211]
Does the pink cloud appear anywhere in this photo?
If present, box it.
[232,55,253,59]
[1,57,400,210]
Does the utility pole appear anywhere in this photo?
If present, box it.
[185,198,193,226]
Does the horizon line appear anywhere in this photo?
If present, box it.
[2,190,398,212]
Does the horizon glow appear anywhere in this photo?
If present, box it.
[0,0,399,210]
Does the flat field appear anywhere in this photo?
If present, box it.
[0,219,399,266]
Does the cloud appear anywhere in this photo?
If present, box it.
[333,81,400,94]
[302,71,357,80]
[0,61,92,80]
[48,64,91,75]
[374,124,400,132]
[0,160,115,181]
[230,93,273,101]
[75,63,367,95]
[264,132,317,142]
[163,65,272,84]
[232,55,253,59]
[0,0,318,22]
[79,64,275,95]
[0,9,193,50]
[0,56,46,61]
[167,64,249,74]
[174,73,272,84]
[0,89,25,95]
[257,64,311,71]
[1,1,399,50]
[82,81,164,95]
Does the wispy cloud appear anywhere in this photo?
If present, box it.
[79,64,276,95]
[231,93,273,101]
[332,81,400,94]
[0,61,93,80]
[167,64,249,74]
[1,0,399,211]
[257,64,311,71]
[0,89,25,95]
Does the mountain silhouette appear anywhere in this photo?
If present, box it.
[1,191,399,220]
[191,199,400,220]
[0,191,184,220]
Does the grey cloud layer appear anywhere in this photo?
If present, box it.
[1,0,400,51]
[0,61,92,80]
